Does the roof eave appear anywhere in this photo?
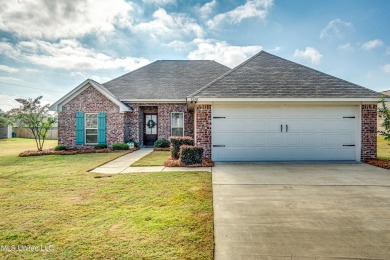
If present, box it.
[192,97,382,102]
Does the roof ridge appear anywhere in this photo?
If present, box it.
[188,50,266,97]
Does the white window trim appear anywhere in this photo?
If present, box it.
[171,112,185,136]
[85,113,98,145]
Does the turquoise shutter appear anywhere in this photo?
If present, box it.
[98,112,106,144]
[76,112,84,145]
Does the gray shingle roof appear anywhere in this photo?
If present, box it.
[103,60,230,100]
[190,51,380,98]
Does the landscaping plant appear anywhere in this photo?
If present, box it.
[7,96,56,151]
[378,95,390,140]
[169,136,194,159]
[154,138,170,148]
[180,145,204,165]
[112,143,129,150]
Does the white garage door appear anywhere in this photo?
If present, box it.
[212,104,358,161]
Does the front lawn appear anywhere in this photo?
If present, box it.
[0,139,213,259]
[377,135,390,159]
[0,138,58,157]
[131,151,170,166]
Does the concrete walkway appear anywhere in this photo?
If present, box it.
[90,148,212,174]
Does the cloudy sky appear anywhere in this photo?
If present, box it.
[0,0,389,110]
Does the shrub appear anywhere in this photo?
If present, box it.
[94,144,107,149]
[54,145,67,151]
[180,145,203,165]
[129,139,139,148]
[112,143,129,150]
[154,138,170,148]
[169,136,194,159]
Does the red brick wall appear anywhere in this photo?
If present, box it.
[361,104,377,161]
[58,86,125,147]
[125,103,194,146]
[195,104,212,159]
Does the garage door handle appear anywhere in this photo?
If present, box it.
[280,124,283,132]
[343,144,355,147]
[286,124,288,132]
[213,145,225,147]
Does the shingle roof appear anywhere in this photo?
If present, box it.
[190,51,380,98]
[103,60,230,100]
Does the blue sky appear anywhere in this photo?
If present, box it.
[0,0,389,110]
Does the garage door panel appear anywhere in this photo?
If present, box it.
[286,134,301,145]
[302,134,316,146]
[212,104,358,161]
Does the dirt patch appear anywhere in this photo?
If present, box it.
[366,158,390,170]
[19,148,138,157]
[164,157,214,167]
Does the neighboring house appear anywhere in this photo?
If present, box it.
[50,51,380,162]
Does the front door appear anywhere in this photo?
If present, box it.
[144,114,158,146]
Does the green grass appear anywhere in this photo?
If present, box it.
[377,135,390,159]
[0,139,213,259]
[0,138,58,157]
[131,151,170,167]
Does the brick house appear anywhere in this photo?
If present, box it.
[50,51,380,162]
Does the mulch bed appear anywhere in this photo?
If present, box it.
[153,147,170,151]
[19,148,138,157]
[164,157,215,167]
[365,158,390,170]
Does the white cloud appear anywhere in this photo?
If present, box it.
[132,8,204,40]
[320,19,352,39]
[0,65,19,73]
[0,0,134,39]
[0,76,24,83]
[383,64,390,74]
[338,43,355,52]
[294,47,322,65]
[142,0,176,5]
[0,94,23,111]
[187,39,262,67]
[362,39,384,50]
[207,0,273,28]
[0,39,150,72]
[199,0,217,19]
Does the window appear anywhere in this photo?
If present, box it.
[85,113,98,144]
[171,112,184,136]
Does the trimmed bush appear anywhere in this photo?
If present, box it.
[169,136,194,159]
[112,143,129,150]
[54,145,67,151]
[154,138,170,148]
[180,145,204,165]
[129,139,139,148]
[94,144,107,149]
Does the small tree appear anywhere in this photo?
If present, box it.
[0,109,9,126]
[8,96,57,151]
[378,95,390,140]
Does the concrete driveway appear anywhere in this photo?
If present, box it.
[213,163,390,259]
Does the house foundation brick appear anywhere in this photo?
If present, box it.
[195,104,212,159]
[361,104,377,161]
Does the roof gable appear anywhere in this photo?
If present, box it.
[49,79,130,112]
[190,51,380,99]
[103,60,230,100]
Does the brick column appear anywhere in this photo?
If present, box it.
[361,104,377,161]
[195,104,212,159]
